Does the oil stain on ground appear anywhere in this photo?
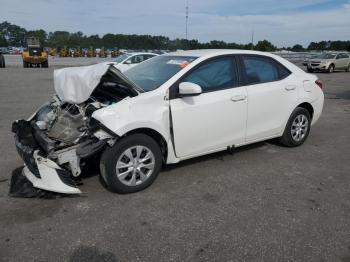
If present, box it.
[69,246,118,262]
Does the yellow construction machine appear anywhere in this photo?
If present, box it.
[99,47,108,58]
[73,47,82,57]
[87,47,96,57]
[59,47,70,57]
[110,48,120,58]
[22,37,48,68]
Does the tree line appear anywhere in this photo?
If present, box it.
[1,21,349,52]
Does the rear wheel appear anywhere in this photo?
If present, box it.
[100,134,162,194]
[279,107,311,147]
[307,68,313,73]
[328,64,334,73]
[346,64,350,72]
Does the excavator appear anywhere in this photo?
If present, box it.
[22,37,48,68]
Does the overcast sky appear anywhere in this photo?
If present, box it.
[0,0,349,47]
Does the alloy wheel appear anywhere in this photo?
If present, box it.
[115,146,155,186]
[291,114,309,142]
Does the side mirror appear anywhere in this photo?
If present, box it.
[124,60,132,64]
[178,82,202,97]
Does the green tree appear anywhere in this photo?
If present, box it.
[0,21,26,46]
[255,40,276,51]
[26,29,47,45]
[291,44,303,51]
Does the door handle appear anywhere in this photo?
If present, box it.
[285,85,296,91]
[231,94,247,102]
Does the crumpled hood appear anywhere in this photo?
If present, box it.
[54,63,109,104]
[54,63,141,104]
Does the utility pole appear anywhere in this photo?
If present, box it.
[185,0,189,40]
[251,30,254,50]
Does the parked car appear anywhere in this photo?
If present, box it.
[302,54,318,66]
[306,53,350,73]
[12,50,324,195]
[109,52,158,72]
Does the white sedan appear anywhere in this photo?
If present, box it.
[12,49,324,195]
[110,52,158,72]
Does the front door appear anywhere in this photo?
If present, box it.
[170,56,247,158]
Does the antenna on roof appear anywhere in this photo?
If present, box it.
[185,0,189,40]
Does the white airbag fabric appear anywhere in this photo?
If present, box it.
[54,63,109,104]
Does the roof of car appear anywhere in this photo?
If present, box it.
[126,52,158,56]
[166,49,270,58]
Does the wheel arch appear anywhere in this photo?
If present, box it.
[297,102,314,119]
[123,128,168,163]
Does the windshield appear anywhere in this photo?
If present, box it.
[124,55,197,91]
[316,53,336,59]
[114,53,131,63]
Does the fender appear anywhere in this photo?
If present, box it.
[92,89,180,164]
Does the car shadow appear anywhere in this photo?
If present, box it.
[162,141,269,172]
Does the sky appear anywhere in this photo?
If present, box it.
[0,0,349,47]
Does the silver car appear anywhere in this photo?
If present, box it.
[306,53,350,73]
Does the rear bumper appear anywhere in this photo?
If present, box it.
[311,95,324,126]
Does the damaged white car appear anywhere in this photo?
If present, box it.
[12,50,324,195]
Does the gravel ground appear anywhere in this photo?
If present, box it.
[0,57,349,262]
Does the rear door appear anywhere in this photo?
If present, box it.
[170,56,248,158]
[239,55,299,142]
[339,53,349,69]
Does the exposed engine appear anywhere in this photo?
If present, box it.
[35,96,101,146]
[33,76,133,149]
[10,64,139,196]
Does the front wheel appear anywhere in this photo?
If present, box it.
[346,64,350,72]
[328,64,334,73]
[279,107,311,147]
[100,134,163,194]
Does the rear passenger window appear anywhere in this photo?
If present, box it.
[242,56,290,85]
[184,57,237,92]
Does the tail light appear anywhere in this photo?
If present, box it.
[315,79,323,89]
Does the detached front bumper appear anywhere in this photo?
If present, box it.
[12,120,82,194]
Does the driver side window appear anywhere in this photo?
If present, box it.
[183,57,237,92]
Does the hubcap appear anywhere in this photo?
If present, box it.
[291,114,309,142]
[116,146,155,186]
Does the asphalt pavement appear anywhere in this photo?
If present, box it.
[0,57,349,262]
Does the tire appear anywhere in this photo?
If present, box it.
[23,61,27,68]
[279,107,311,147]
[0,55,5,68]
[346,64,350,72]
[327,64,334,73]
[100,134,162,194]
[307,68,313,73]
[41,60,48,68]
